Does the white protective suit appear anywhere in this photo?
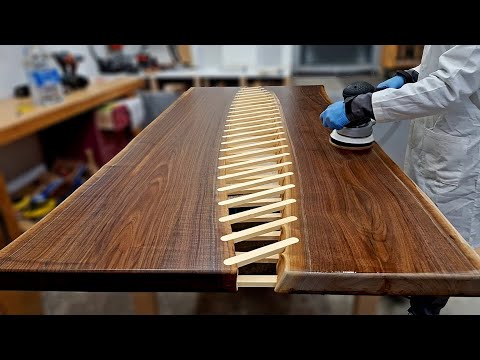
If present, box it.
[372,45,480,248]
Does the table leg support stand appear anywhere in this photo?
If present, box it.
[0,174,45,315]
[0,174,22,246]
[352,296,380,315]
[0,291,43,314]
[131,293,159,315]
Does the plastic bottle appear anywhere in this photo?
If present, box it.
[22,45,64,106]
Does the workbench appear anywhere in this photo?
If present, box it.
[0,77,145,314]
[1,85,479,314]
[0,76,145,244]
[144,67,290,90]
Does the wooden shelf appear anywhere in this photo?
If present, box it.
[144,67,290,92]
[0,77,145,147]
[381,45,423,73]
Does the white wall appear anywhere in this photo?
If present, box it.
[0,45,29,99]
[0,45,292,99]
[191,45,292,73]
[0,45,101,99]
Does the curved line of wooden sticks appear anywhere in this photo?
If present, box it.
[217,87,300,288]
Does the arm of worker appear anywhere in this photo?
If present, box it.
[376,68,419,90]
[347,45,480,123]
[341,67,420,123]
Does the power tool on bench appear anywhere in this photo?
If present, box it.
[329,81,378,150]
[88,45,139,74]
[52,51,89,92]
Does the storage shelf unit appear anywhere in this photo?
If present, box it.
[381,45,424,75]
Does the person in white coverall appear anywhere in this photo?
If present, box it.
[320,45,480,315]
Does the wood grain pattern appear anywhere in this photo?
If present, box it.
[0,87,237,292]
[0,77,145,146]
[270,85,480,296]
[1,85,480,295]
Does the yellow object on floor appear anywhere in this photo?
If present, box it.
[22,198,56,219]
[13,195,31,211]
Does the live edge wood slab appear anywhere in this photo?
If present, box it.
[0,85,480,295]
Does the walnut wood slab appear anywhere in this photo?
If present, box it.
[1,85,480,295]
[0,87,237,292]
[268,86,480,296]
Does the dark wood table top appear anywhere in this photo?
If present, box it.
[269,85,480,296]
[1,85,480,295]
[0,87,237,292]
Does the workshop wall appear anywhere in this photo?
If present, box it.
[0,45,408,184]
[0,45,292,99]
[0,45,98,99]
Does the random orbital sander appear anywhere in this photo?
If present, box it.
[329,81,377,150]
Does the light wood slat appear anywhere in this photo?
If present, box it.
[219,199,296,224]
[236,213,283,223]
[221,132,285,146]
[224,121,283,133]
[226,113,279,123]
[219,153,289,170]
[237,87,265,92]
[234,252,279,263]
[233,97,273,105]
[231,102,276,110]
[225,117,281,128]
[230,198,283,208]
[228,109,279,119]
[226,184,280,195]
[224,174,281,183]
[234,91,269,96]
[231,99,276,107]
[218,184,294,207]
[219,145,288,161]
[236,92,266,96]
[229,164,278,172]
[244,231,281,241]
[224,238,299,267]
[220,138,286,153]
[226,177,277,184]
[218,172,293,192]
[237,88,266,93]
[236,88,269,93]
[217,162,291,180]
[222,126,284,139]
[237,275,277,287]
[220,216,298,243]
[228,105,277,115]
[234,92,269,97]
[234,93,271,100]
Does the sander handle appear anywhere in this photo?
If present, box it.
[342,81,383,128]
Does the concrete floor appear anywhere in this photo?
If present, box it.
[39,74,480,315]
[42,291,480,315]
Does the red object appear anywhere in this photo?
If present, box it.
[40,112,133,169]
[111,105,130,131]
[109,45,124,51]
[137,54,148,62]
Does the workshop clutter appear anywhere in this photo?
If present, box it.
[94,96,145,132]
[12,157,95,225]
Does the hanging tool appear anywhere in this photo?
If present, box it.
[329,81,377,150]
